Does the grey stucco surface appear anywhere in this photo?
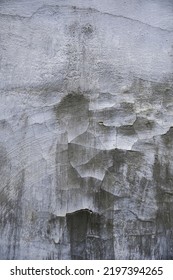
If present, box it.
[0,0,173,259]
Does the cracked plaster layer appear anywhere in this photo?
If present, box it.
[0,0,173,259]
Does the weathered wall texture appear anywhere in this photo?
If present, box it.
[0,0,173,259]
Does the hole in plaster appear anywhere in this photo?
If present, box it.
[66,209,103,259]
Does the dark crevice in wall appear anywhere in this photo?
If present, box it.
[66,209,114,259]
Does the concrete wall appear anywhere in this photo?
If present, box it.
[0,0,173,259]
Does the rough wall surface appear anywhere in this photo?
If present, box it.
[0,0,173,259]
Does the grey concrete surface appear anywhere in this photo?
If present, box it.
[0,0,173,259]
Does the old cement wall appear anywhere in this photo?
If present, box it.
[0,0,173,259]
